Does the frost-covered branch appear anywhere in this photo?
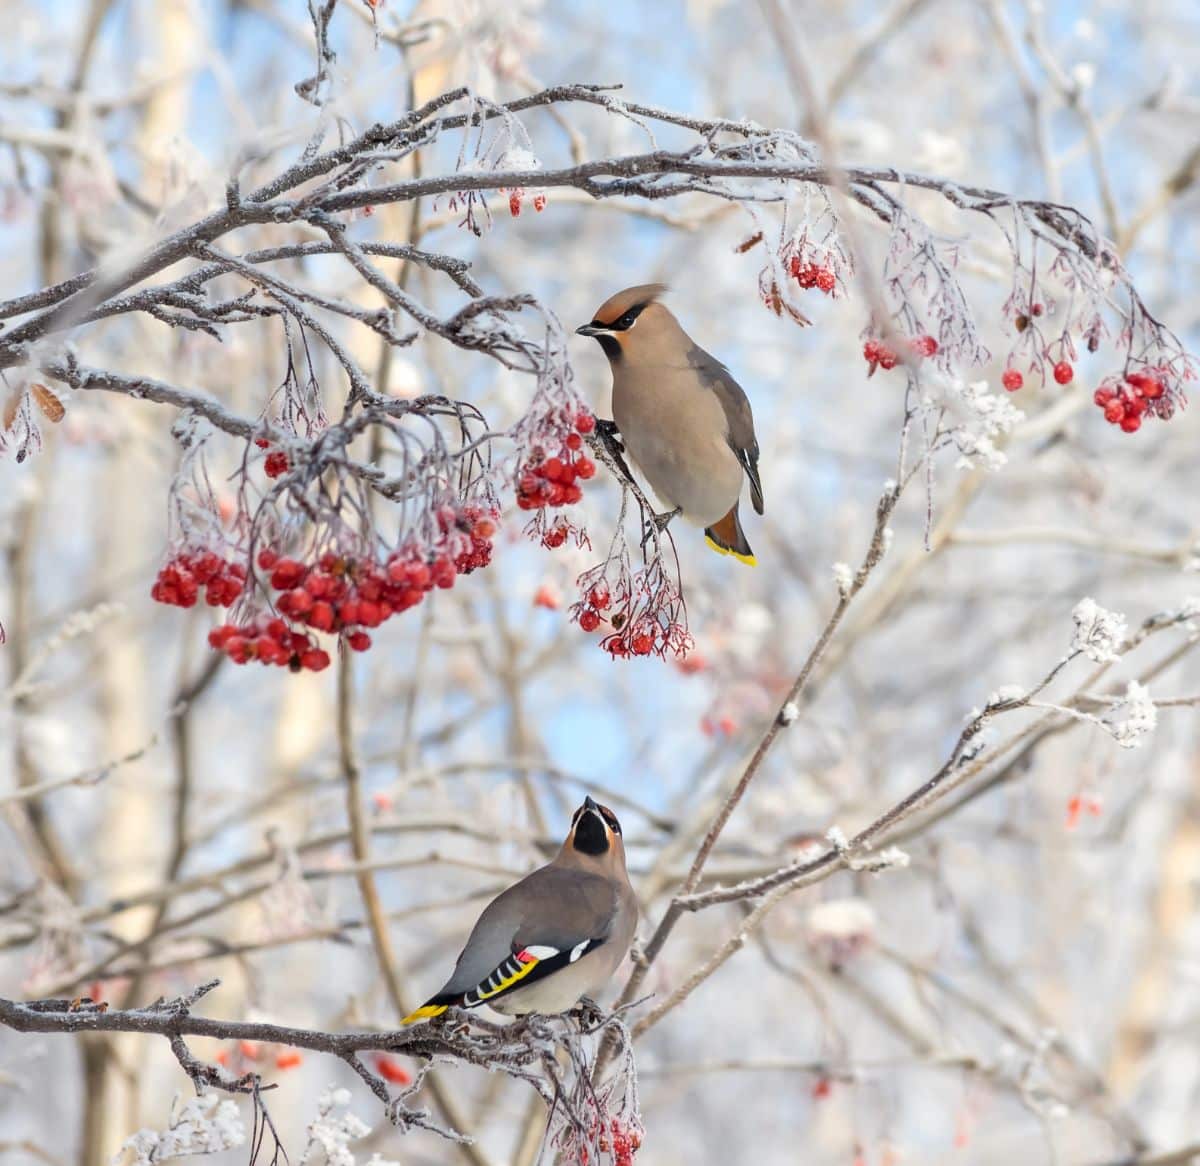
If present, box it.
[0,984,641,1154]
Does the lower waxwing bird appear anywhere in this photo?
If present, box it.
[401,797,637,1022]
[576,284,764,566]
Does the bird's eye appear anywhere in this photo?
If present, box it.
[618,311,636,328]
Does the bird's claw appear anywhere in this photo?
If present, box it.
[640,507,680,553]
[594,418,621,444]
[569,996,607,1029]
[652,507,681,533]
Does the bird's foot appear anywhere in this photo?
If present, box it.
[569,996,607,1030]
[594,418,621,445]
[640,507,681,554]
[652,507,681,533]
[596,421,637,483]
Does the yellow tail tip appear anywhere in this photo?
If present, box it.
[704,535,756,566]
[401,1003,448,1025]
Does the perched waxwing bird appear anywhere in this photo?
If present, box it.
[401,797,637,1023]
[577,284,764,565]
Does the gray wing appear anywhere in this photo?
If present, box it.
[440,865,618,997]
[686,343,764,515]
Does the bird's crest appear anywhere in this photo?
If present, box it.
[591,283,668,328]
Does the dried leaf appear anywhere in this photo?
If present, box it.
[735,231,764,254]
[2,388,22,432]
[31,383,64,423]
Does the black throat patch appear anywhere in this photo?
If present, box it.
[596,334,622,361]
[572,812,610,856]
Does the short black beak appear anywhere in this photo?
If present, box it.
[576,323,604,337]
[583,795,600,812]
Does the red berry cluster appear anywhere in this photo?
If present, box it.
[252,510,496,652]
[788,253,836,293]
[576,584,610,633]
[151,551,246,608]
[1093,369,1168,434]
[542,514,589,550]
[255,436,290,479]
[572,561,692,660]
[507,189,547,217]
[208,618,331,672]
[516,413,596,511]
[862,334,938,376]
[603,623,662,658]
[450,504,499,573]
[597,1118,642,1166]
[156,502,497,671]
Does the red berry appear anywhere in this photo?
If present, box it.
[301,648,331,671]
[532,193,546,212]
[1103,400,1126,424]
[257,548,279,570]
[542,456,565,482]
[877,349,897,371]
[1119,412,1142,433]
[575,457,595,480]
[191,551,221,583]
[1093,387,1115,407]
[375,1055,413,1085]
[588,585,611,610]
[1137,375,1165,400]
[1001,369,1023,392]
[630,630,654,655]
[357,600,384,628]
[1053,360,1074,385]
[270,560,306,590]
[566,432,583,452]
[255,437,270,449]
[578,609,601,632]
[574,412,596,435]
[1031,302,1044,316]
[286,588,313,614]
[264,451,289,478]
[347,631,372,651]
[208,625,235,649]
[308,601,335,631]
[912,334,938,357]
[508,191,521,217]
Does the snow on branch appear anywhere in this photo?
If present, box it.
[0,983,641,1158]
[0,79,1192,674]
